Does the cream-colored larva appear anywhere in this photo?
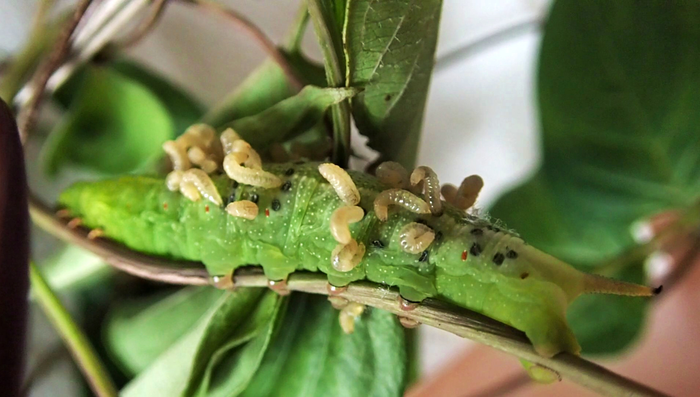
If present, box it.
[455,174,484,210]
[318,163,360,206]
[375,161,409,189]
[373,189,431,221]
[182,169,223,205]
[399,222,435,254]
[187,147,218,174]
[441,184,458,205]
[330,206,364,245]
[410,166,443,216]
[331,240,366,272]
[230,139,262,169]
[223,152,283,188]
[162,140,190,171]
[339,302,366,334]
[225,200,259,220]
[179,181,201,202]
[220,128,241,155]
[179,124,224,163]
[166,170,184,191]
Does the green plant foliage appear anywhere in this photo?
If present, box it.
[490,0,700,354]
[219,86,358,150]
[204,56,326,129]
[40,245,111,292]
[121,288,274,396]
[105,287,224,374]
[344,0,443,168]
[242,294,408,397]
[41,67,174,175]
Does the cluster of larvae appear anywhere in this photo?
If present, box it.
[161,124,486,334]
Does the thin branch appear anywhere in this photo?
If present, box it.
[434,16,542,73]
[16,0,94,143]
[27,194,666,397]
[29,262,118,397]
[184,0,303,91]
[286,2,310,53]
[112,0,170,49]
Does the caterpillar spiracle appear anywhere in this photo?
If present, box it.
[57,129,659,358]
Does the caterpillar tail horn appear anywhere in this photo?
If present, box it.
[582,273,662,297]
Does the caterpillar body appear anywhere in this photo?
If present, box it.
[59,161,658,358]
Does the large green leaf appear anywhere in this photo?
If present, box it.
[221,86,358,151]
[203,54,325,129]
[120,289,280,397]
[490,0,700,354]
[41,67,173,175]
[242,294,408,397]
[105,287,224,375]
[344,0,443,168]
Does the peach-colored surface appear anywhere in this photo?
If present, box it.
[409,255,700,397]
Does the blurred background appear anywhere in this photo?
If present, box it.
[3,0,699,396]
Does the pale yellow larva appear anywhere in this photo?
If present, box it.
[330,205,365,245]
[318,163,360,206]
[181,168,223,206]
[225,200,259,220]
[399,222,435,254]
[410,166,442,216]
[373,188,431,221]
[223,152,282,188]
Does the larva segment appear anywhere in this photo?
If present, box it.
[187,147,218,174]
[162,140,190,171]
[230,140,262,169]
[226,200,259,220]
[166,170,183,191]
[223,153,283,188]
[220,128,241,155]
[441,184,458,205]
[179,181,201,201]
[331,240,366,272]
[455,175,484,210]
[399,222,436,254]
[374,189,431,221]
[318,163,360,205]
[410,166,443,216]
[375,161,409,189]
[339,302,365,334]
[330,205,365,244]
[181,169,223,206]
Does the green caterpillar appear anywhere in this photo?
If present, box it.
[58,159,658,358]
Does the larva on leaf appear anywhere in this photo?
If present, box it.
[59,158,660,359]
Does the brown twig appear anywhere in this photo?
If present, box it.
[16,0,94,143]
[182,0,303,91]
[113,0,169,49]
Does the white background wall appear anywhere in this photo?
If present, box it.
[0,0,551,389]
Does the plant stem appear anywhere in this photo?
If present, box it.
[306,0,352,167]
[29,262,118,397]
[28,195,667,397]
[286,2,310,53]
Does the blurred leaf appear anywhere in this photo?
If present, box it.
[105,287,224,375]
[222,86,358,150]
[41,245,111,292]
[344,0,443,168]
[120,289,278,397]
[490,0,700,354]
[55,60,204,136]
[204,54,325,129]
[242,295,408,397]
[42,67,173,175]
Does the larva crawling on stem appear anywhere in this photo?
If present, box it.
[60,156,660,359]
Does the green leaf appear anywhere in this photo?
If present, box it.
[203,55,325,129]
[184,291,284,397]
[242,294,408,397]
[105,287,224,375]
[55,61,204,136]
[222,86,359,151]
[344,0,443,168]
[490,0,700,354]
[41,67,173,175]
